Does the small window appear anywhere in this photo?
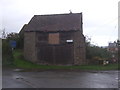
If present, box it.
[66,40,73,43]
[48,33,59,44]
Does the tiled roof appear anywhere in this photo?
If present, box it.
[19,24,27,34]
[25,13,82,32]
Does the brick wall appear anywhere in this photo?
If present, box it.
[73,31,86,65]
[24,32,37,62]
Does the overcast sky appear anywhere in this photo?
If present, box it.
[0,0,119,46]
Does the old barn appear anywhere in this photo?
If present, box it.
[23,13,86,65]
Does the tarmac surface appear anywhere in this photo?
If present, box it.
[2,68,119,88]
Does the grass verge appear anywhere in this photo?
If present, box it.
[13,49,119,71]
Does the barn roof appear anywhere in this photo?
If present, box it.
[19,24,27,35]
[25,13,82,32]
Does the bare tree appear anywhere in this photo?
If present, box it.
[2,28,7,39]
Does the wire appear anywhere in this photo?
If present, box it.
[99,17,118,28]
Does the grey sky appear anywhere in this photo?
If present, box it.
[0,0,119,46]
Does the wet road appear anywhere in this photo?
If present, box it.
[2,69,119,88]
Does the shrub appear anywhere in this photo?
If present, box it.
[2,39,14,66]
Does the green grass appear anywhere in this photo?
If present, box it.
[13,49,119,70]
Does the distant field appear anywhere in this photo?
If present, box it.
[12,49,119,71]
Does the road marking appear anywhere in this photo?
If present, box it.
[20,78,37,88]
[13,73,37,88]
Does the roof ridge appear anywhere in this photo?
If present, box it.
[33,12,82,17]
